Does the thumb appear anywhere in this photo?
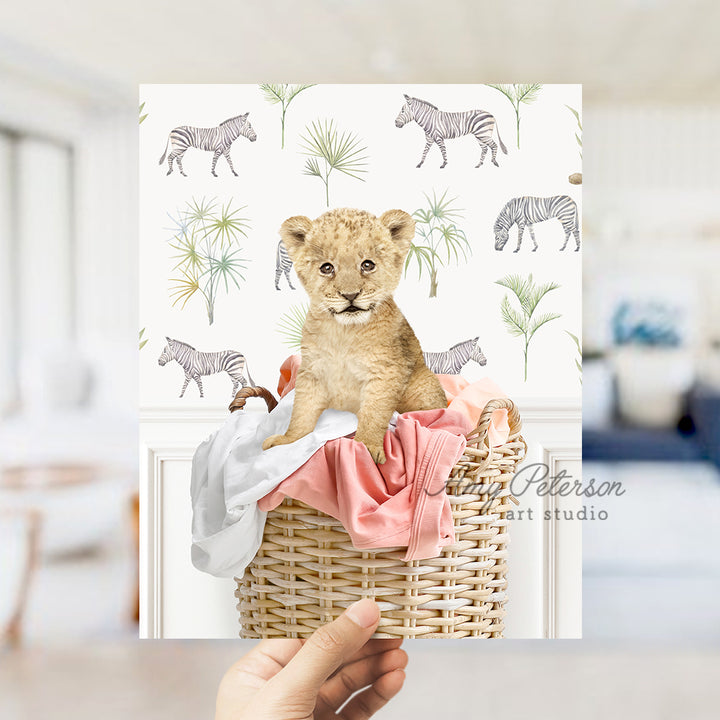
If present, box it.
[269,598,380,700]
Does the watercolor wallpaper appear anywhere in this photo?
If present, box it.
[139,84,582,409]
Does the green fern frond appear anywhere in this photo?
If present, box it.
[500,296,527,337]
[517,83,543,104]
[287,83,316,102]
[497,273,561,381]
[523,280,561,317]
[528,312,562,339]
[259,83,286,104]
[486,84,515,102]
[486,83,543,149]
[495,273,532,302]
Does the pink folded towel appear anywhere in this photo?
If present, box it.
[261,355,511,560]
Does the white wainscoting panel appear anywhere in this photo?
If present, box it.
[504,400,582,639]
[139,414,241,639]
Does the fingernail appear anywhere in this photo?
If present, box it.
[345,598,379,628]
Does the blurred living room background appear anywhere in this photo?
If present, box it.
[1,1,719,717]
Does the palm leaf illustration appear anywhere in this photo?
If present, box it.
[259,83,316,148]
[167,197,251,325]
[299,119,368,206]
[486,83,543,149]
[404,189,471,298]
[277,303,309,349]
[496,273,561,381]
[566,330,582,383]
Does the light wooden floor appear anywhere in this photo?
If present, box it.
[1,641,719,719]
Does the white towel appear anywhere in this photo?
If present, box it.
[190,390,358,578]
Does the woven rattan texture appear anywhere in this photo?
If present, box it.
[236,397,525,639]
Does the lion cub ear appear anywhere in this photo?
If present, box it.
[380,209,415,253]
[279,216,313,258]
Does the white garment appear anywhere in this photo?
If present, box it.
[190,390,358,578]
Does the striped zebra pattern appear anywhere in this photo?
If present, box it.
[494,195,580,253]
[423,337,487,375]
[275,240,295,291]
[395,94,507,169]
[159,113,257,177]
[158,337,254,398]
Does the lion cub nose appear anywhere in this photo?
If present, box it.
[340,292,360,302]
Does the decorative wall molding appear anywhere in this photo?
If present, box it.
[541,445,583,639]
[139,398,582,425]
[139,443,196,639]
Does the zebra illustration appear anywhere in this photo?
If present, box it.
[158,113,257,177]
[275,239,295,290]
[395,94,507,169]
[494,195,580,253]
[423,337,487,375]
[158,337,254,398]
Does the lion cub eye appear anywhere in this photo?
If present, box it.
[319,262,334,276]
[361,260,376,272]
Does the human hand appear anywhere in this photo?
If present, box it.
[215,598,407,719]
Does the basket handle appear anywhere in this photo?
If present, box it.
[467,397,522,448]
[229,386,278,414]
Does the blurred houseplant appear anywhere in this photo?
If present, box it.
[612,301,694,427]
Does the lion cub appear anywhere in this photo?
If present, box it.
[262,208,447,464]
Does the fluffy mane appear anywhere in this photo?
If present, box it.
[220,115,243,126]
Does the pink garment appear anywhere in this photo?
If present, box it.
[261,355,512,560]
[259,407,472,560]
[438,374,510,448]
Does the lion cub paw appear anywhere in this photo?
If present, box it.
[262,434,292,451]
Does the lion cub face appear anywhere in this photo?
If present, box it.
[280,208,415,325]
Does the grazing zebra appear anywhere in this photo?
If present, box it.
[494,195,580,253]
[159,113,257,177]
[275,240,295,290]
[423,337,487,375]
[395,94,507,169]
[158,337,254,398]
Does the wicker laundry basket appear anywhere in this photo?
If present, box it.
[230,387,525,639]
